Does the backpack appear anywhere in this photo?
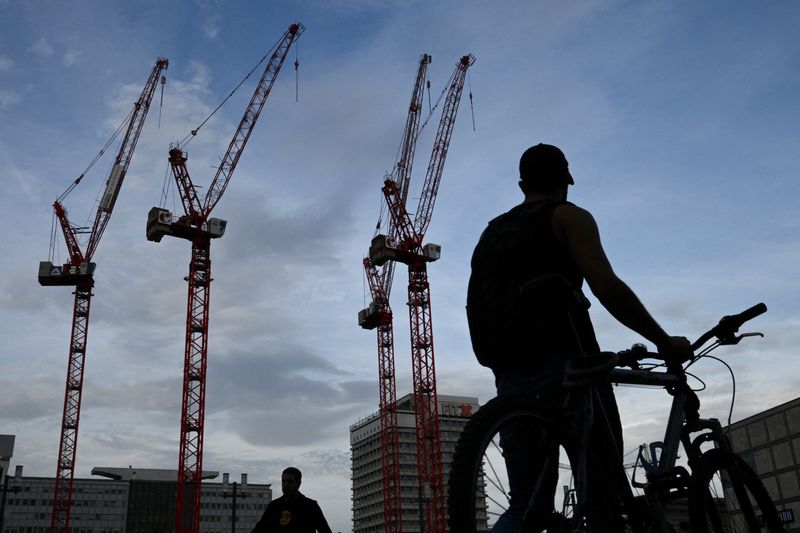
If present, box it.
[466,201,586,369]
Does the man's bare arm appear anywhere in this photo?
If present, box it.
[553,204,691,358]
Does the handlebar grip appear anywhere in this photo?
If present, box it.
[732,302,767,325]
[692,302,767,351]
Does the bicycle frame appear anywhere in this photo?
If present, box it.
[612,366,688,470]
[602,362,737,533]
[547,360,727,533]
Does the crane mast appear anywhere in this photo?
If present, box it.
[361,256,403,532]
[369,53,474,533]
[38,57,169,533]
[145,23,303,533]
[359,53,430,533]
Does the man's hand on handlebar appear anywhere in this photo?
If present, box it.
[656,336,693,363]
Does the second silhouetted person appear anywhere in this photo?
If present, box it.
[251,467,332,533]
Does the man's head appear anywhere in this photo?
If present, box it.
[518,143,574,196]
[281,467,302,499]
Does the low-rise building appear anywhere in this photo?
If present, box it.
[1,465,271,533]
[726,396,800,531]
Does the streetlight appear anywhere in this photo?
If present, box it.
[222,481,248,533]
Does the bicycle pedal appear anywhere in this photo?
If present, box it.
[646,466,691,496]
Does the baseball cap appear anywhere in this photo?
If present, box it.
[519,143,574,187]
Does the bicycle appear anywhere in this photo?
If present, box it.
[448,302,785,532]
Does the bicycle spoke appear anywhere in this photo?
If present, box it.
[484,447,509,496]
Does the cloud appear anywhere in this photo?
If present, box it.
[63,49,81,67]
[0,55,12,71]
[202,20,221,39]
[31,36,54,58]
[0,376,61,421]
[188,60,212,90]
[0,89,21,109]
[193,0,222,38]
[206,346,374,447]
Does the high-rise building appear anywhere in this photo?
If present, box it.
[350,393,480,533]
[0,465,271,533]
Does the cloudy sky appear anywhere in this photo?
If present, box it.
[1,1,799,530]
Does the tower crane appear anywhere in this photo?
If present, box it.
[145,23,303,533]
[359,53,431,533]
[38,57,169,533]
[368,53,475,533]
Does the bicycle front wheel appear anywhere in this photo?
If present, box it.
[689,449,784,533]
[447,395,570,533]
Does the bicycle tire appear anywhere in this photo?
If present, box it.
[447,394,565,533]
[689,449,784,533]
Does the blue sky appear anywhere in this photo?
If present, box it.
[1,1,799,531]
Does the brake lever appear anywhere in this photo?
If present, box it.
[718,331,764,346]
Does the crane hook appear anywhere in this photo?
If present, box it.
[294,57,300,102]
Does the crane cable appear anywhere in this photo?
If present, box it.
[374,177,390,237]
[177,36,283,148]
[382,67,455,233]
[389,71,428,183]
[387,70,449,180]
[416,67,456,143]
[378,67,452,234]
[158,161,174,211]
[50,105,135,260]
[372,60,467,243]
[56,108,134,204]
[49,210,59,263]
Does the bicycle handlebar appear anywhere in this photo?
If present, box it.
[690,302,767,351]
[613,303,767,368]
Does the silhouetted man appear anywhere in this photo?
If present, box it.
[251,467,332,533]
[467,143,692,532]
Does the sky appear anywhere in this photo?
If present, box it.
[1,1,799,531]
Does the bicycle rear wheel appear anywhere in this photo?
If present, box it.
[689,449,784,533]
[447,395,572,533]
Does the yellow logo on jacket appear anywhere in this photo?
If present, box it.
[280,510,292,525]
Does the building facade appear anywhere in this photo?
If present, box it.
[350,393,480,533]
[726,396,800,531]
[1,466,271,533]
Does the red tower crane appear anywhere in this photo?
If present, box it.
[145,23,303,533]
[359,53,432,533]
[368,53,475,533]
[38,57,169,533]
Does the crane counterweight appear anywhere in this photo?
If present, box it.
[146,207,227,243]
[368,233,441,267]
[38,261,96,286]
